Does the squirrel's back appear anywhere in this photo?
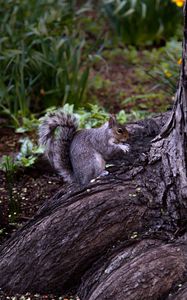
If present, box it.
[38,110,78,183]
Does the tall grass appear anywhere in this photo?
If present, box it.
[0,0,92,125]
[0,0,183,127]
[101,0,182,46]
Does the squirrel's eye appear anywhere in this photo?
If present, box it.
[117,128,123,134]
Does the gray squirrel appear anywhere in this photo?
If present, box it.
[38,110,130,185]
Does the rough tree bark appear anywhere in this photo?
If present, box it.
[1,4,187,300]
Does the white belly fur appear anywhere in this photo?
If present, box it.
[95,152,105,169]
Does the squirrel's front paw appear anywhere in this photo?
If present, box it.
[119,144,130,153]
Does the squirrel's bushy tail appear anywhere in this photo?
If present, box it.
[38,110,78,183]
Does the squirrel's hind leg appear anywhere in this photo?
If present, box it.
[73,152,106,186]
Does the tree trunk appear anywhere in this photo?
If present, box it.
[1,3,187,299]
[78,237,187,300]
[0,113,187,299]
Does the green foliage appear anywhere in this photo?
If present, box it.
[15,116,40,133]
[0,155,18,174]
[0,138,44,172]
[0,0,182,128]
[59,103,147,129]
[0,137,44,222]
[16,137,44,167]
[101,0,182,46]
[147,40,181,95]
[122,92,167,111]
[76,104,110,128]
[103,41,181,112]
[0,0,93,126]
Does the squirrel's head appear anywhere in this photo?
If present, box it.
[108,114,129,143]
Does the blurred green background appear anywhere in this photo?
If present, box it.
[0,0,183,130]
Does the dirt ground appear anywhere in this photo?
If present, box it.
[89,50,172,113]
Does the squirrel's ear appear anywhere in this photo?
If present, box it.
[108,114,116,128]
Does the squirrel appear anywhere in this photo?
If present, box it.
[38,110,130,186]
